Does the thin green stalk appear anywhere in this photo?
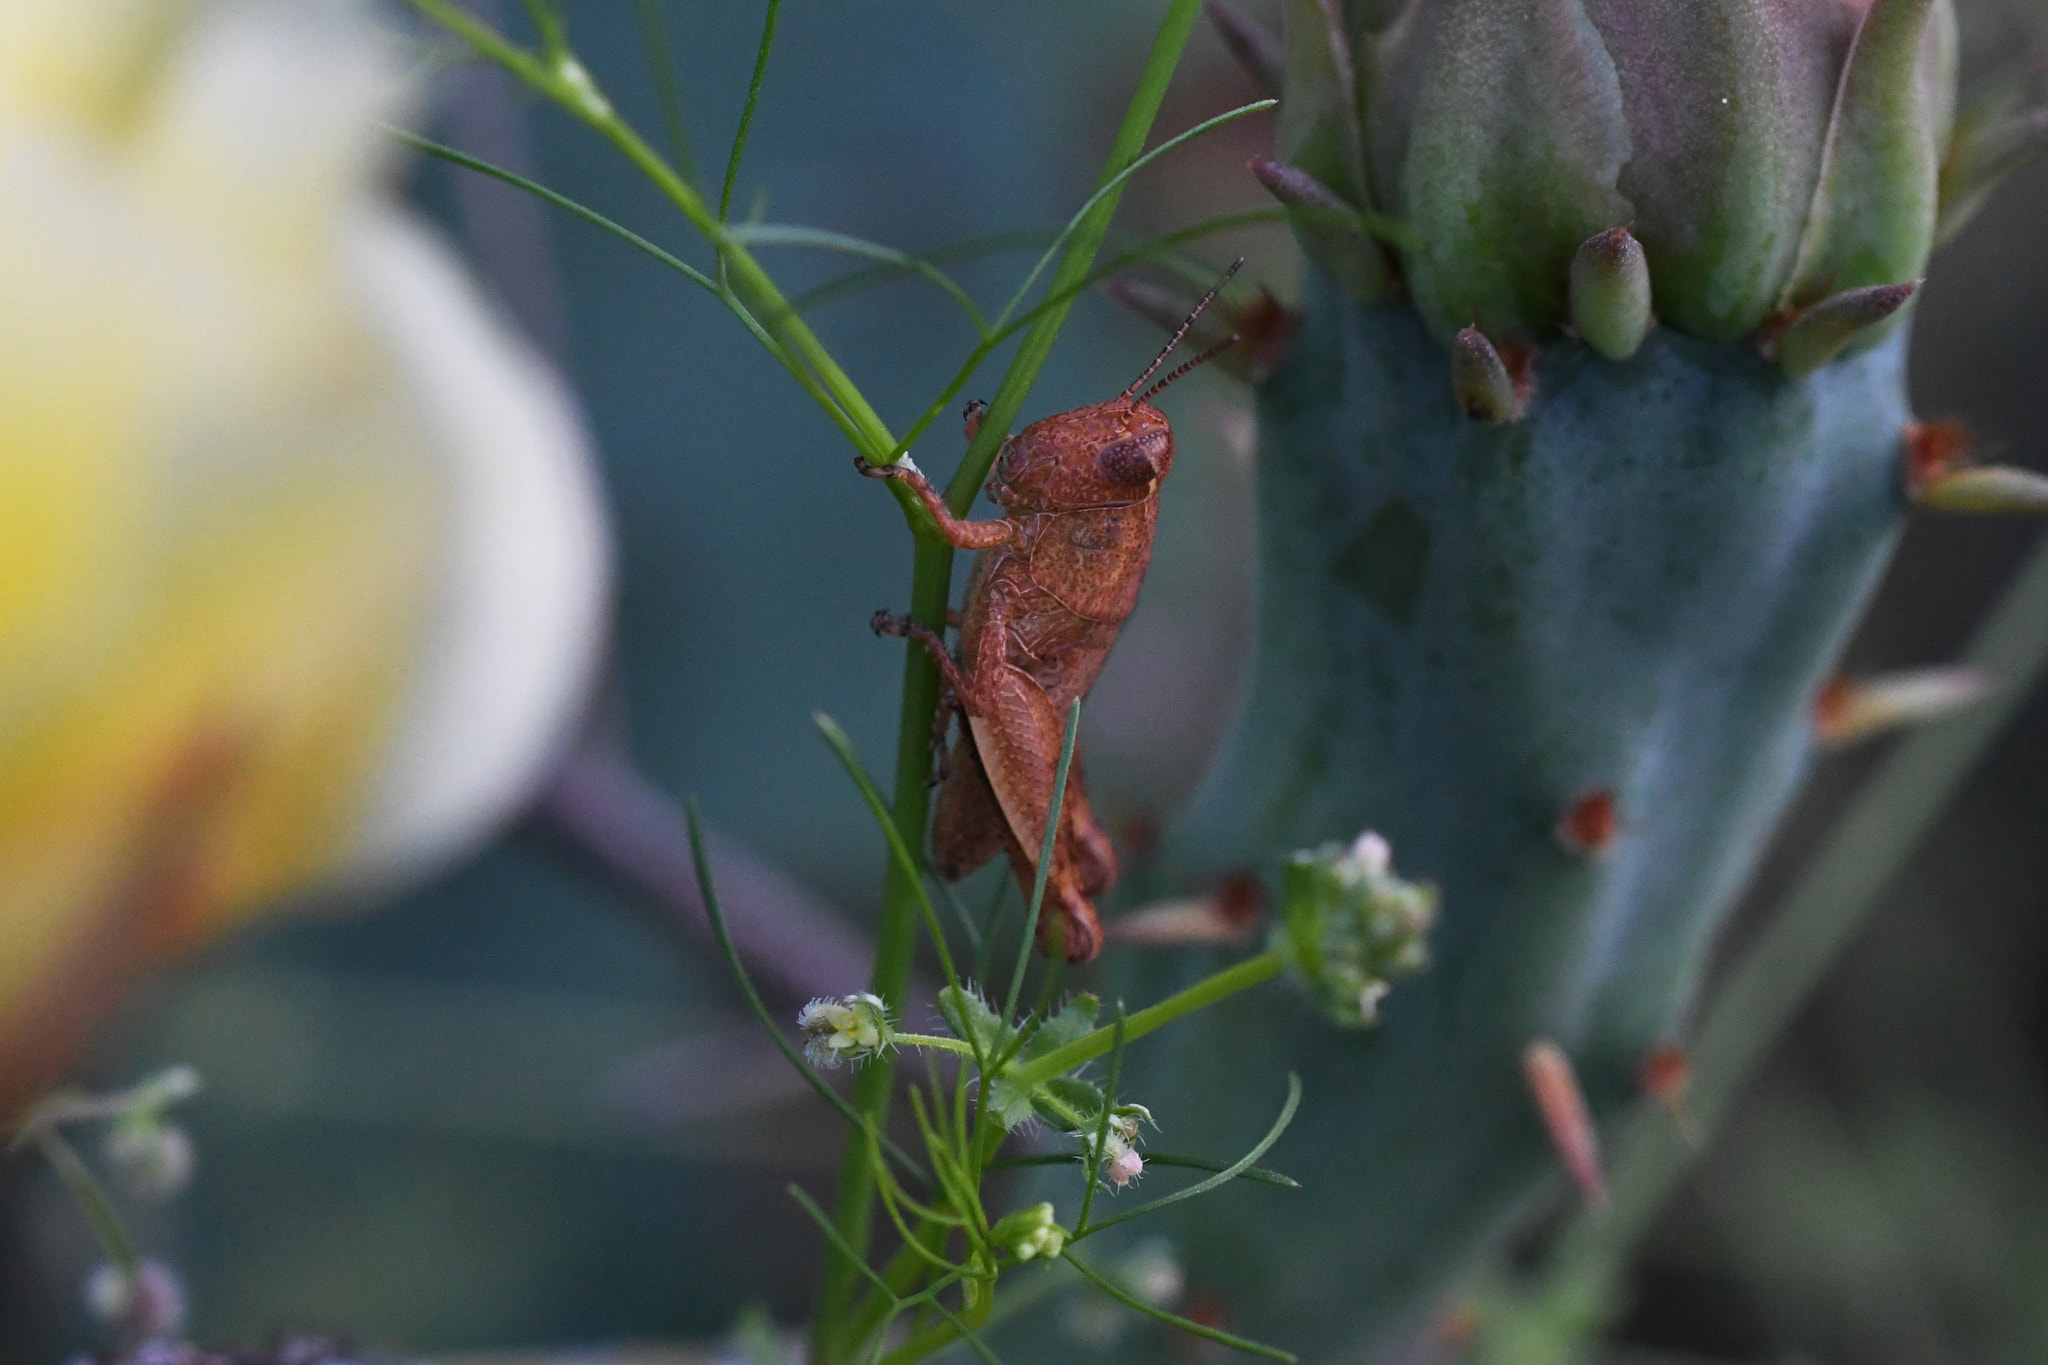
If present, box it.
[788,209,1284,317]
[1077,1073,1301,1239]
[815,714,971,1030]
[388,128,877,454]
[816,536,954,1363]
[815,8,1206,1351]
[632,0,699,185]
[1003,699,1082,1019]
[894,1033,975,1057]
[1074,1005,1127,1233]
[722,0,783,222]
[732,224,991,338]
[402,0,902,467]
[1539,531,2048,1303]
[985,1151,1300,1189]
[930,873,984,954]
[33,1131,138,1277]
[991,100,1274,333]
[794,1186,1003,1365]
[942,0,1207,516]
[390,127,715,294]
[680,797,924,1178]
[1063,1250,1296,1362]
[1013,952,1285,1093]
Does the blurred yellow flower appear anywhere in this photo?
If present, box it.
[0,0,608,1116]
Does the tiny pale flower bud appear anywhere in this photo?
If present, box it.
[989,1201,1069,1262]
[84,1260,186,1340]
[104,1121,197,1203]
[797,993,892,1068]
[1104,1142,1145,1189]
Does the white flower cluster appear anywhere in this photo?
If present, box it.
[797,993,893,1068]
[1274,829,1437,1027]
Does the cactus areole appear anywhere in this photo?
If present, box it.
[1086,0,2020,1358]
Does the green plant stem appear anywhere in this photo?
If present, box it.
[941,0,1206,517]
[1539,530,2048,1302]
[33,1130,138,1277]
[721,0,783,223]
[631,0,698,185]
[895,1033,976,1057]
[400,0,914,505]
[813,4,1204,1356]
[1017,952,1285,1092]
[814,541,953,1365]
[1063,1249,1296,1362]
[1004,699,1082,1018]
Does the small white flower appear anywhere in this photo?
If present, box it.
[84,1260,185,1339]
[103,1120,196,1203]
[797,993,891,1068]
[1346,830,1393,878]
[1104,1142,1145,1189]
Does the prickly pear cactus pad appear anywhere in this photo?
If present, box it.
[1061,0,2048,1357]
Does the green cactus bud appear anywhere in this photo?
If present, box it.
[1356,0,1957,354]
[1375,0,1632,345]
[1249,155,1389,302]
[1784,0,1955,312]
[1450,327,1521,424]
[1770,281,1918,379]
[1280,0,1368,208]
[1580,1,1849,340]
[1568,227,1652,361]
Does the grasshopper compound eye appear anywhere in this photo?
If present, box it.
[1097,429,1169,486]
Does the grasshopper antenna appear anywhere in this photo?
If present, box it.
[1122,257,1244,403]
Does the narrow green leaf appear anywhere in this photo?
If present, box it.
[681,797,924,1178]
[1078,1073,1302,1237]
[721,0,782,222]
[1003,699,1082,1019]
[1063,1249,1297,1361]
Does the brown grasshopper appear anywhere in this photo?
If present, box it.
[859,263,1241,962]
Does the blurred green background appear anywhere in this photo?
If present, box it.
[4,2,2047,1361]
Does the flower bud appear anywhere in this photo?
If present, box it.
[84,1259,185,1340]
[1272,831,1437,1028]
[989,1201,1069,1262]
[797,993,891,1068]
[103,1119,196,1203]
[1104,1141,1146,1189]
[1357,0,1959,354]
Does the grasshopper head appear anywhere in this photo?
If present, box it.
[995,399,1173,511]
